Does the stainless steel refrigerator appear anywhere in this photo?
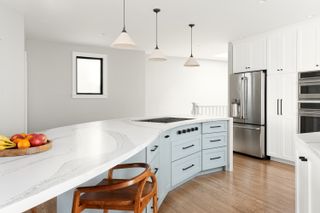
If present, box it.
[230,70,266,158]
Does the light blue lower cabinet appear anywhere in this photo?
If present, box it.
[202,147,227,171]
[171,135,201,161]
[202,132,227,149]
[171,152,202,186]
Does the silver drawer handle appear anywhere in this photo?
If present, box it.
[210,126,221,128]
[182,164,194,171]
[150,145,159,152]
[210,139,221,143]
[182,144,195,150]
[210,156,221,160]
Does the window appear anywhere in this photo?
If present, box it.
[72,52,107,98]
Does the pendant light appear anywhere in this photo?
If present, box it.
[111,0,136,49]
[184,24,200,67]
[149,8,167,61]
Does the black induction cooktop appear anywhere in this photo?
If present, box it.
[137,117,194,123]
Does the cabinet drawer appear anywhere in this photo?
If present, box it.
[147,140,160,163]
[202,147,227,171]
[172,136,201,161]
[150,152,160,177]
[202,121,227,134]
[172,152,201,186]
[202,132,227,149]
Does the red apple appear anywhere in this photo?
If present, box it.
[37,134,48,143]
[29,136,44,147]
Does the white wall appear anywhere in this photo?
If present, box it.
[26,40,146,131]
[145,57,228,116]
[0,4,26,135]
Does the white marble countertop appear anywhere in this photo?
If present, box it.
[0,116,231,213]
[296,132,320,158]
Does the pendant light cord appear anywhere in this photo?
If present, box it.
[156,11,158,49]
[122,0,126,32]
[190,24,194,57]
[190,26,193,57]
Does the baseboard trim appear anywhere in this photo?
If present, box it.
[270,157,295,166]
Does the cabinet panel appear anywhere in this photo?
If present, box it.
[202,121,228,134]
[268,29,297,75]
[267,32,282,74]
[233,36,267,73]
[282,29,297,74]
[250,37,267,71]
[202,147,227,171]
[159,131,171,204]
[297,23,318,72]
[233,41,250,73]
[147,139,160,163]
[267,73,297,160]
[171,136,201,161]
[202,132,227,149]
[171,152,201,186]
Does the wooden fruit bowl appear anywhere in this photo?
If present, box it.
[0,141,52,157]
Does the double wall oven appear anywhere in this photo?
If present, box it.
[298,71,320,133]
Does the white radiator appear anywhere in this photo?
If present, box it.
[191,102,228,117]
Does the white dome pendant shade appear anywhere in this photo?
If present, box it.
[184,24,200,67]
[184,55,200,67]
[149,8,167,61]
[111,0,136,49]
[111,31,136,49]
[149,47,167,61]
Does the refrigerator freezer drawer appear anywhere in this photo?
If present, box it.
[233,124,265,158]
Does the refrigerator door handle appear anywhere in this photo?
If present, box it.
[240,77,244,119]
[277,99,279,115]
[243,77,248,119]
[280,99,283,115]
[234,125,261,131]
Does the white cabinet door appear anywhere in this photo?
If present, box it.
[233,41,250,73]
[267,75,283,158]
[282,28,297,74]
[233,36,266,73]
[250,37,267,71]
[267,32,282,74]
[268,29,297,75]
[297,23,318,72]
[296,154,310,213]
[267,73,297,160]
[281,74,297,161]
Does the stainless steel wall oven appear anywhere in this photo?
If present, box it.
[299,102,320,133]
[299,71,320,100]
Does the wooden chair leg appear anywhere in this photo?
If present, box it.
[72,190,81,213]
[152,194,158,213]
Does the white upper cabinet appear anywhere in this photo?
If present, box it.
[233,36,267,73]
[268,28,297,75]
[297,22,320,72]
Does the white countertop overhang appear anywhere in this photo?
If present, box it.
[0,116,232,213]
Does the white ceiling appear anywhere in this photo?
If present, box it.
[2,0,320,60]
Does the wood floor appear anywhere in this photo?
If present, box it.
[159,154,295,213]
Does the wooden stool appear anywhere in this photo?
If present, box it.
[72,163,158,213]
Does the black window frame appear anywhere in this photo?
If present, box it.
[75,56,104,95]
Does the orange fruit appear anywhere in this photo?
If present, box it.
[17,139,30,149]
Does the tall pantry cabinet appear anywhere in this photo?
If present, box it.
[267,28,297,161]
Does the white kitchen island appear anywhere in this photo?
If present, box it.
[0,116,233,213]
[295,132,320,213]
